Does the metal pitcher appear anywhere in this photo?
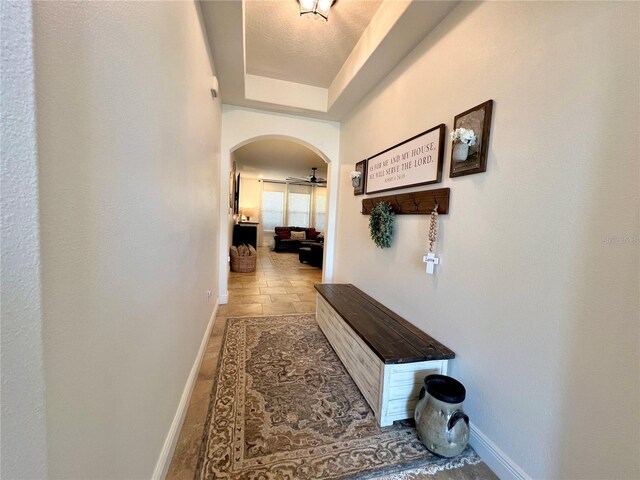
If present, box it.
[414,374,469,457]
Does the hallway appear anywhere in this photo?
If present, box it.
[3,2,638,479]
[166,248,322,479]
[166,248,497,480]
[166,247,497,480]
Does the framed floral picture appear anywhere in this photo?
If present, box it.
[449,100,493,177]
[352,160,366,196]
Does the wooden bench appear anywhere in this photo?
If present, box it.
[315,284,454,427]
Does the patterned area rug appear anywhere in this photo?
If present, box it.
[196,314,479,479]
[267,249,318,270]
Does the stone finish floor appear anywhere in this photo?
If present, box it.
[166,247,497,480]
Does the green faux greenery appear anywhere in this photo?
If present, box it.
[369,202,395,248]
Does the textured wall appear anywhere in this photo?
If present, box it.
[0,2,49,477]
[334,2,639,479]
[32,2,221,477]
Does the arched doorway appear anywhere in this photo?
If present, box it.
[218,106,340,304]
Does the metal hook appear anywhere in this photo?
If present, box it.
[433,194,439,212]
[412,197,419,212]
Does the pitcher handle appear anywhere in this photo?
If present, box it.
[447,410,469,431]
[418,387,426,401]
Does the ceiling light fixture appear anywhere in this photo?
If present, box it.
[298,0,336,21]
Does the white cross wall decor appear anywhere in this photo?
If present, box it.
[423,252,440,274]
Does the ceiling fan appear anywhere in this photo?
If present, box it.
[286,167,327,184]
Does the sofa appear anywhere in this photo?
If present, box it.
[273,227,322,252]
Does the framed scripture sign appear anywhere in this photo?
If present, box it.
[365,124,445,194]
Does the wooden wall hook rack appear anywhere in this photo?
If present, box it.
[361,187,450,215]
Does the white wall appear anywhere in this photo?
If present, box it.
[238,175,263,245]
[238,176,262,222]
[334,2,639,479]
[32,2,221,478]
[219,106,340,302]
[0,2,49,477]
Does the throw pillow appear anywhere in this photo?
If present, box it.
[229,246,239,257]
[276,229,291,239]
[290,230,306,240]
[307,228,318,240]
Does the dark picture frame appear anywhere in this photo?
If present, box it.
[449,99,493,178]
[353,159,366,196]
[229,161,236,211]
[365,124,445,195]
[234,173,240,214]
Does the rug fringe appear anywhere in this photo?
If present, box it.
[372,453,482,480]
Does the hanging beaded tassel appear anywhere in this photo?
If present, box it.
[428,204,438,253]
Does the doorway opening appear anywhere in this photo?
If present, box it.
[221,134,336,307]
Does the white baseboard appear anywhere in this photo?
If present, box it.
[220,291,228,305]
[469,422,530,480]
[152,301,219,480]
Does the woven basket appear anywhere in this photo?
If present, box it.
[230,254,256,273]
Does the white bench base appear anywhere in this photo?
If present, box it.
[316,294,449,427]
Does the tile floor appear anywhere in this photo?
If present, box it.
[166,247,321,480]
[166,247,496,480]
[226,247,322,317]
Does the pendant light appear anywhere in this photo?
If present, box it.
[298,0,336,21]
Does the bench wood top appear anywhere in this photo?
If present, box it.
[315,283,455,364]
